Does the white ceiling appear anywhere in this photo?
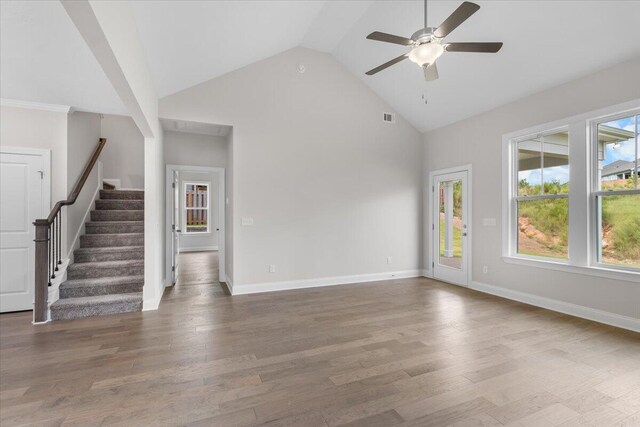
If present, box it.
[334,1,640,131]
[0,1,127,115]
[2,1,640,132]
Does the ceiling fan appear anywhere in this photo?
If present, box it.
[365,1,503,81]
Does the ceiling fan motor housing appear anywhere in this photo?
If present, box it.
[411,27,438,45]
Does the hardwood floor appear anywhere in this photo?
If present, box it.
[1,252,639,426]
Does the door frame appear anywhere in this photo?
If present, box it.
[165,164,225,286]
[428,164,472,287]
[0,146,51,315]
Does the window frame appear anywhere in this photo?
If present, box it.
[183,181,211,234]
[589,109,640,273]
[510,127,570,262]
[502,99,640,282]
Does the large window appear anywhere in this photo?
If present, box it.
[514,129,569,259]
[504,104,639,279]
[184,182,209,233]
[593,113,639,268]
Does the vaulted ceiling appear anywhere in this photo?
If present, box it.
[2,1,640,132]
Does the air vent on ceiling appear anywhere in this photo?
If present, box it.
[383,112,396,124]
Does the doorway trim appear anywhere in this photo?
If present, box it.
[428,164,472,287]
[165,164,225,286]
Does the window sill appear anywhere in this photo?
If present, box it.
[502,256,640,283]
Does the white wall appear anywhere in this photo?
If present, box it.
[100,114,144,189]
[225,130,234,283]
[0,106,101,257]
[423,58,640,321]
[178,171,219,251]
[0,106,67,212]
[163,130,228,168]
[160,47,424,290]
[66,111,101,258]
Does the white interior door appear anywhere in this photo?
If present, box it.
[432,170,469,286]
[171,170,180,284]
[1,152,44,312]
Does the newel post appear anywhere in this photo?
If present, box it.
[33,219,49,323]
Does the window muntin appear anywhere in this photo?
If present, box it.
[184,182,209,233]
[514,130,569,260]
[594,112,640,268]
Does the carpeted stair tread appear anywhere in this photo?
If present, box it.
[75,245,144,254]
[95,199,144,210]
[60,275,144,298]
[99,190,144,200]
[85,221,144,234]
[74,246,143,262]
[91,210,144,221]
[80,233,144,248]
[67,259,143,279]
[50,293,143,320]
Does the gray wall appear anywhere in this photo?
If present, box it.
[0,106,68,211]
[225,130,234,282]
[163,130,228,168]
[0,106,101,257]
[100,114,144,189]
[160,47,424,287]
[423,58,640,320]
[66,111,101,258]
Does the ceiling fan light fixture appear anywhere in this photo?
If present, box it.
[408,43,444,66]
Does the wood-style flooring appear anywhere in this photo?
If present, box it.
[1,251,639,426]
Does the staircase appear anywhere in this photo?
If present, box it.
[50,189,145,320]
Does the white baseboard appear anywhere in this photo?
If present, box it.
[179,246,218,253]
[232,270,423,296]
[142,287,164,311]
[224,274,233,293]
[470,281,640,333]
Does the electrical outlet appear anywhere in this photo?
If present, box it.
[269,265,276,273]
[387,256,392,264]
[483,266,489,274]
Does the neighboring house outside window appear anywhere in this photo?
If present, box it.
[184,182,209,233]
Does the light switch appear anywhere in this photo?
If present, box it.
[241,217,254,226]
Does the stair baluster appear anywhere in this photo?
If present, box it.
[58,211,62,267]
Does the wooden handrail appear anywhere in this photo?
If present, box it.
[33,138,107,323]
[45,138,107,224]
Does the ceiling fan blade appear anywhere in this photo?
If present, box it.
[445,42,503,53]
[365,54,408,75]
[423,63,439,81]
[434,2,480,38]
[366,31,414,46]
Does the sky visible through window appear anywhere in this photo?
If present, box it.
[519,116,638,185]
[601,116,638,169]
